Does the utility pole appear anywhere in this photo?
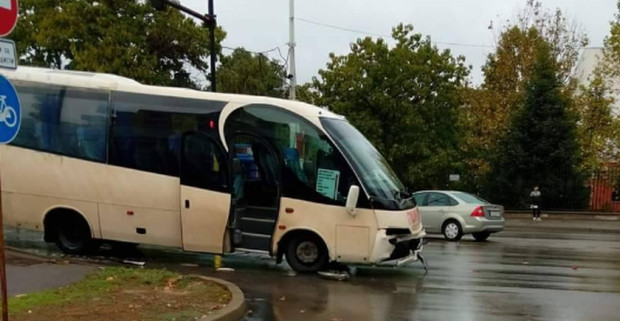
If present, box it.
[150,0,217,92]
[288,0,296,100]
[208,0,217,92]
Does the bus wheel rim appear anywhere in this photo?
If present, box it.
[296,241,319,264]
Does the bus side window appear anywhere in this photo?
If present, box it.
[10,82,108,163]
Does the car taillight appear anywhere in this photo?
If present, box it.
[471,206,485,217]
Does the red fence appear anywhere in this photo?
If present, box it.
[589,166,620,212]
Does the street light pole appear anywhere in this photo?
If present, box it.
[288,0,296,100]
[150,0,217,92]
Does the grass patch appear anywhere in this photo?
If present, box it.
[4,267,231,321]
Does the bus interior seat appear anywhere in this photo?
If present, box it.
[283,147,308,184]
[232,158,245,201]
[230,158,247,230]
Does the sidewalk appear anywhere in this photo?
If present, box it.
[505,211,620,221]
[504,214,620,234]
[5,249,95,296]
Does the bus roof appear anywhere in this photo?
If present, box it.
[0,66,344,122]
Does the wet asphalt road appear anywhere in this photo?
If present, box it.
[6,217,620,321]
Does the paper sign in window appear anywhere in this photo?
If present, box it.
[316,168,340,200]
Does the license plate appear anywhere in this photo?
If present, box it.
[490,211,501,217]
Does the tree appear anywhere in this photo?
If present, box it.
[313,24,469,189]
[216,48,287,97]
[600,1,620,81]
[574,73,618,173]
[462,1,589,186]
[486,42,586,209]
[9,0,226,89]
[295,83,320,105]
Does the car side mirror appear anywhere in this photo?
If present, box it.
[346,185,360,216]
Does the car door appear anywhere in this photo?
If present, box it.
[421,192,454,233]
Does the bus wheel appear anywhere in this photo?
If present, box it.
[285,233,328,273]
[53,213,98,255]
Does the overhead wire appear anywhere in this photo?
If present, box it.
[295,17,495,49]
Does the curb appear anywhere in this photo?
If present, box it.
[192,275,246,321]
[504,213,620,221]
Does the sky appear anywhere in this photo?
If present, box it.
[184,0,618,85]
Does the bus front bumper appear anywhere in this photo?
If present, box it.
[372,229,426,267]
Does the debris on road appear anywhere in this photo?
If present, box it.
[216,267,235,272]
[318,270,351,281]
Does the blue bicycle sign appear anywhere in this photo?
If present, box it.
[0,74,20,144]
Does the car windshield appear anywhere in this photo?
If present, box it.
[452,192,489,205]
[321,118,412,210]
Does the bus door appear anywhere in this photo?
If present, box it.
[180,131,231,253]
[228,133,281,253]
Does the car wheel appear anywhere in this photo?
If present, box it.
[442,220,463,241]
[285,233,328,273]
[472,232,491,242]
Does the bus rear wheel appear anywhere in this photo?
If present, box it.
[285,233,328,273]
[53,214,98,255]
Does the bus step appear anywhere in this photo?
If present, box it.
[244,206,278,219]
[238,232,272,251]
[240,217,276,235]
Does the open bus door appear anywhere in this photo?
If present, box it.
[179,131,231,253]
[228,133,281,253]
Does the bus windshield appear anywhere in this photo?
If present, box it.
[321,118,413,210]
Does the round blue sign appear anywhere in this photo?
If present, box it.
[0,74,20,144]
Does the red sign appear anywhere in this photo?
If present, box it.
[0,0,18,37]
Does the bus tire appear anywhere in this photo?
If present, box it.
[46,210,98,255]
[285,232,328,273]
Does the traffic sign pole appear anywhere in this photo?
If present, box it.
[0,1,19,315]
[0,165,6,321]
[0,75,19,321]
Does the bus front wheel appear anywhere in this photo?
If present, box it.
[285,233,328,273]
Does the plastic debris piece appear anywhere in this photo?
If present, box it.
[122,259,146,266]
[318,270,350,281]
[216,267,235,272]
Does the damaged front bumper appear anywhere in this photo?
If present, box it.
[371,229,426,268]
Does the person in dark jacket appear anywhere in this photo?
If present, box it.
[530,186,542,221]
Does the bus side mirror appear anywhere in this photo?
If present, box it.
[346,185,360,216]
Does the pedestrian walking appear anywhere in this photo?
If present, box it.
[530,186,542,221]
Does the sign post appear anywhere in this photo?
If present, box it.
[0,1,18,319]
[0,75,19,321]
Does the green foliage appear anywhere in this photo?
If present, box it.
[216,48,287,97]
[463,1,589,192]
[574,73,619,173]
[9,0,226,89]
[313,24,469,189]
[295,83,320,105]
[602,1,620,80]
[486,42,586,209]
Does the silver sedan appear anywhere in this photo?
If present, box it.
[412,190,505,241]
